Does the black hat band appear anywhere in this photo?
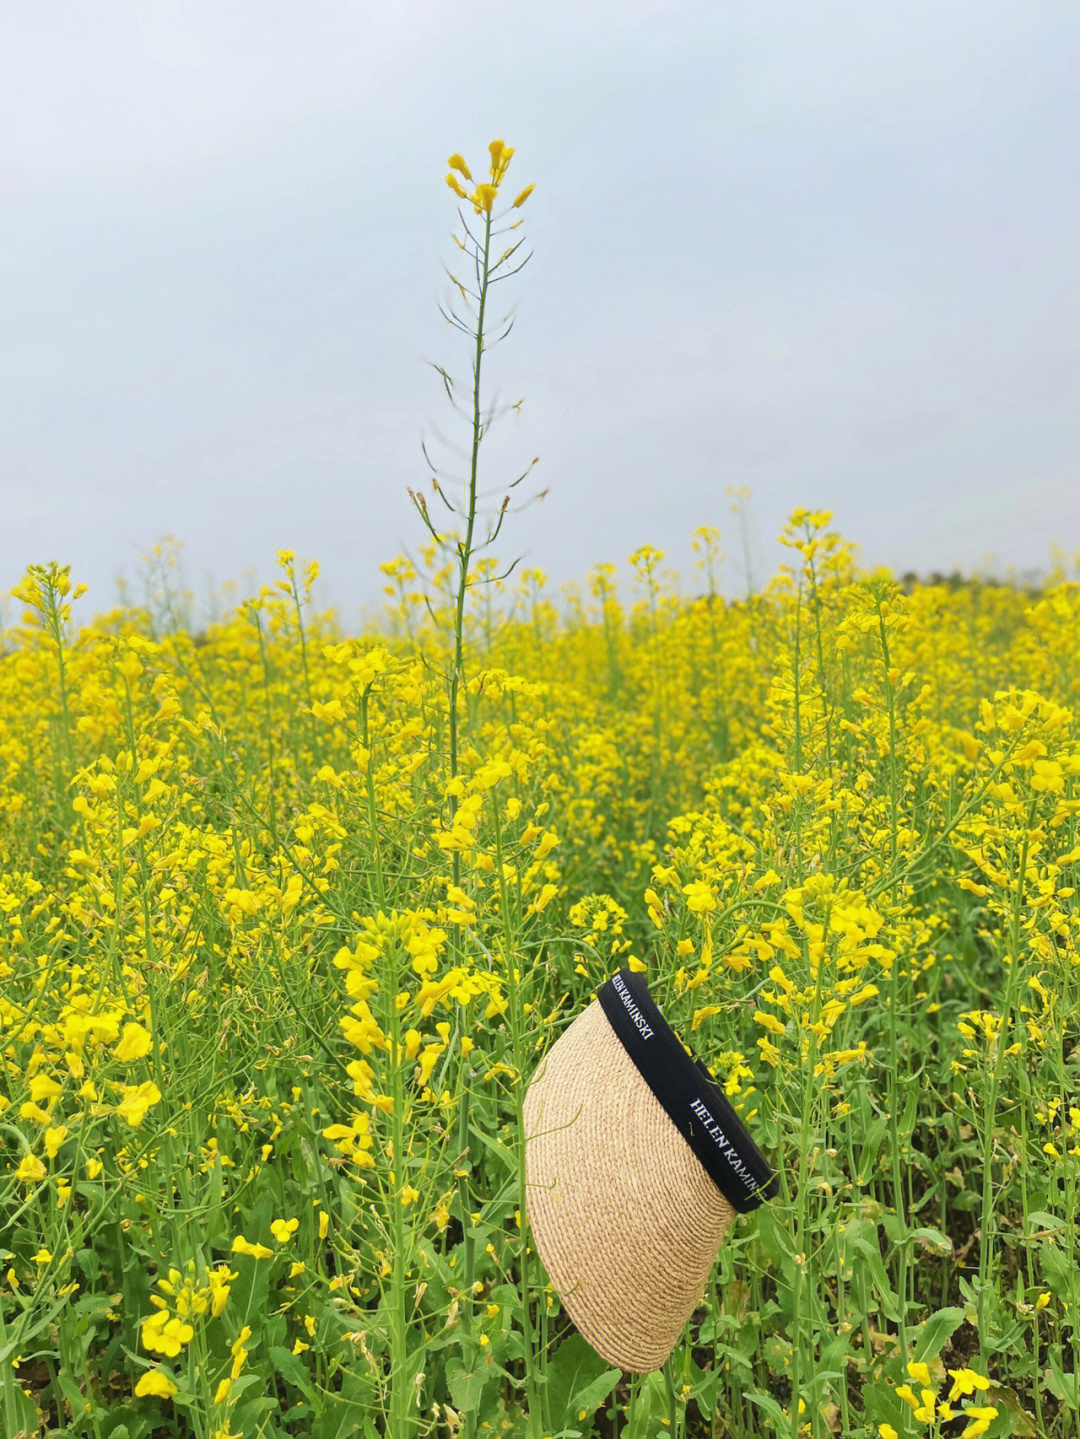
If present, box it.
[596,967,779,1214]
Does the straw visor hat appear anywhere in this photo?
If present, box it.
[523,967,778,1373]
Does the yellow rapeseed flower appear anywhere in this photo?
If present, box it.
[142,1313,194,1358]
[231,1235,274,1260]
[960,1408,998,1439]
[753,1010,787,1036]
[29,1074,62,1103]
[683,880,717,913]
[43,1126,68,1159]
[691,1005,722,1030]
[472,183,498,214]
[116,1081,162,1128]
[947,1368,991,1400]
[488,138,512,178]
[16,1154,46,1185]
[134,1369,179,1399]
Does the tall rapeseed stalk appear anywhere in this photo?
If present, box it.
[409,139,543,1438]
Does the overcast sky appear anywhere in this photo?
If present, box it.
[3,1,1078,626]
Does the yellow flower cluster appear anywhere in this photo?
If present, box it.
[142,1259,236,1357]
[446,139,534,214]
[880,1361,997,1438]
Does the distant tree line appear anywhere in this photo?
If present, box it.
[898,568,1049,597]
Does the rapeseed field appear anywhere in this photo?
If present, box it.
[2,142,1078,1439]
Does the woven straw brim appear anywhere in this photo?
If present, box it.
[523,998,736,1373]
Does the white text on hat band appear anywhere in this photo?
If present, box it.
[688,1097,758,1193]
[611,972,654,1040]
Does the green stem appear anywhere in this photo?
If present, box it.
[457,1077,477,1439]
[1017,1062,1045,1437]
[789,939,828,1439]
[877,603,910,1354]
[447,206,494,894]
[387,938,413,1438]
[977,826,1029,1356]
[492,801,541,1434]
[361,692,386,901]
[806,546,834,777]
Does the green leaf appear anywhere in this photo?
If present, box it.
[898,1084,919,1141]
[0,1287,77,1365]
[988,1383,1037,1437]
[569,1366,620,1416]
[855,1114,890,1182]
[468,1120,517,1174]
[756,1207,797,1264]
[880,1209,910,1245]
[446,1357,493,1413]
[711,1341,755,1377]
[229,1393,279,1431]
[860,1378,909,1430]
[912,1306,966,1362]
[630,1372,666,1425]
[58,1369,97,1418]
[1039,1241,1080,1304]
[270,1344,316,1398]
[225,1373,270,1403]
[911,1226,953,1257]
[851,1234,902,1321]
[1046,1346,1080,1408]
[0,1368,40,1439]
[745,1388,790,1429]
[1024,1210,1064,1233]
[546,1333,613,1427]
[763,1334,794,1377]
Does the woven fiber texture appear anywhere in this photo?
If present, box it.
[523,998,736,1373]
